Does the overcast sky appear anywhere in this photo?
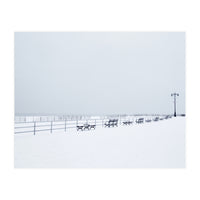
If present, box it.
[15,32,185,115]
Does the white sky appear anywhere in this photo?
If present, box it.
[15,32,185,115]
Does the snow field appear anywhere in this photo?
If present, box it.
[14,117,185,168]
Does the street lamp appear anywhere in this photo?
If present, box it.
[171,93,179,117]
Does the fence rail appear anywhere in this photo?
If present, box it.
[14,119,105,135]
[14,115,173,135]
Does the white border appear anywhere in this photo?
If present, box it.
[0,0,199,199]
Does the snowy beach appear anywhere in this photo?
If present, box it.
[14,117,185,168]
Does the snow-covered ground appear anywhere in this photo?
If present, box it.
[14,117,185,168]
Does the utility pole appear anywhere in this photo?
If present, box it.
[171,93,179,117]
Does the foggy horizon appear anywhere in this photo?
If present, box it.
[15,32,185,116]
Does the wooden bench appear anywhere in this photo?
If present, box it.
[83,124,90,130]
[153,117,159,121]
[90,124,96,130]
[77,125,84,131]
[105,119,118,127]
[77,124,96,131]
[123,121,133,125]
[136,118,144,124]
[165,115,171,119]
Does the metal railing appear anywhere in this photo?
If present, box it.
[14,115,173,135]
[14,118,109,135]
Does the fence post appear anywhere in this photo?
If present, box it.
[34,122,36,135]
[51,121,53,133]
[65,119,66,132]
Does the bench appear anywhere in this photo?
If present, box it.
[165,115,171,119]
[105,119,118,127]
[90,124,96,130]
[136,118,144,124]
[77,124,96,131]
[77,125,84,131]
[83,124,91,130]
[123,121,133,125]
[153,117,159,121]
[165,115,169,119]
